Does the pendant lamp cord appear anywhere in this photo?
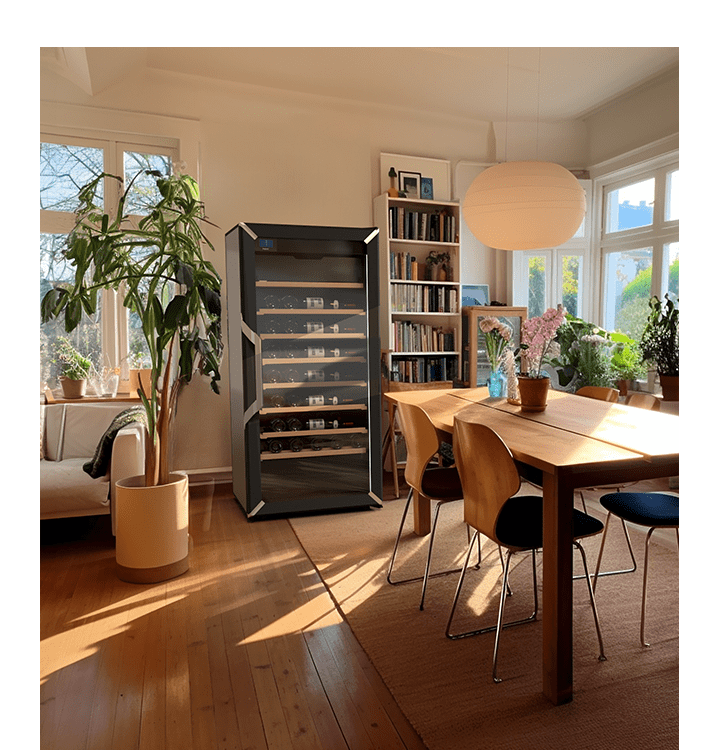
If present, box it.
[504,48,509,164]
[536,48,541,161]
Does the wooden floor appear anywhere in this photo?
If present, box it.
[40,477,427,750]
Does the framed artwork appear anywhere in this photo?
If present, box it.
[420,176,434,200]
[398,171,421,198]
[461,284,490,307]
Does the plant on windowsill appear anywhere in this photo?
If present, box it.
[639,294,679,400]
[54,336,92,399]
[609,332,646,395]
[40,169,223,583]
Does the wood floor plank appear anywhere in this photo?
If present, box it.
[40,479,427,750]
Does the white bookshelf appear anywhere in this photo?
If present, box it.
[373,193,462,384]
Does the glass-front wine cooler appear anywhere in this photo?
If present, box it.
[225,222,382,518]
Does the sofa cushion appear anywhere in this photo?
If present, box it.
[40,458,110,519]
[44,404,66,461]
[62,403,140,460]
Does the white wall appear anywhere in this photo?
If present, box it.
[41,60,677,472]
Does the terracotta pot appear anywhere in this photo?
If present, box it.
[115,472,190,583]
[659,374,679,401]
[517,375,550,413]
[60,376,86,399]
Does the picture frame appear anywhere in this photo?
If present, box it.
[461,284,490,307]
[420,176,434,200]
[398,171,421,198]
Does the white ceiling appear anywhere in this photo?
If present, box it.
[42,47,679,123]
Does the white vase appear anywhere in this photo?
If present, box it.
[115,472,190,583]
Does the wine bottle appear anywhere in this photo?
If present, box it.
[262,294,281,309]
[306,369,325,382]
[266,438,284,453]
[287,417,303,431]
[263,369,282,383]
[289,437,304,452]
[310,436,341,451]
[281,295,300,309]
[269,418,286,432]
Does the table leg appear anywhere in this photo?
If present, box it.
[542,471,575,705]
[412,492,432,536]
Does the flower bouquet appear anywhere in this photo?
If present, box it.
[479,317,513,397]
[518,306,566,411]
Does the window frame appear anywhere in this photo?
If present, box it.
[40,130,178,378]
[592,152,679,329]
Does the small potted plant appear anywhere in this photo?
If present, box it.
[54,336,92,398]
[639,294,679,401]
[518,305,566,412]
[609,332,646,395]
[425,250,451,281]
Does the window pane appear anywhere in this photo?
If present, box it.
[40,233,102,389]
[123,151,173,215]
[606,178,655,233]
[663,242,679,303]
[603,247,652,340]
[40,143,103,212]
[561,255,582,317]
[666,170,679,221]
[527,255,547,318]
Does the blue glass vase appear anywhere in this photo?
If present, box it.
[487,369,507,398]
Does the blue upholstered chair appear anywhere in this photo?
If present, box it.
[592,491,679,646]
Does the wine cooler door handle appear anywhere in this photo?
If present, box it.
[241,319,263,423]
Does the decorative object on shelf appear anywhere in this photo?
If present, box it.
[463,161,586,250]
[54,337,92,399]
[398,171,421,198]
[639,294,679,401]
[420,176,433,200]
[387,167,399,198]
[518,305,566,412]
[90,366,120,398]
[479,316,512,398]
[41,170,223,583]
[425,250,450,281]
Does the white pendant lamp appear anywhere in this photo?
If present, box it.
[463,160,586,251]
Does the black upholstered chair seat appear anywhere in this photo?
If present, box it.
[495,495,605,550]
[599,492,678,528]
[421,466,463,500]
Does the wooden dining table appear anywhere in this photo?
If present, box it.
[384,386,679,705]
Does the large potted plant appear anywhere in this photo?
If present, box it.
[639,294,679,401]
[41,170,223,582]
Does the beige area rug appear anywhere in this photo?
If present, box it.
[290,482,679,750]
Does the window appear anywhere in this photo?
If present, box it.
[512,180,591,319]
[597,157,678,337]
[40,134,176,392]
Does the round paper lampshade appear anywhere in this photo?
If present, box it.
[462,161,586,250]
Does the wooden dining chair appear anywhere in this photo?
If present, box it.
[626,392,661,411]
[576,385,620,402]
[446,415,606,683]
[386,400,471,610]
[593,491,678,646]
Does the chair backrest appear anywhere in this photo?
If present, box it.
[395,401,441,495]
[453,414,521,546]
[576,385,619,402]
[626,393,661,411]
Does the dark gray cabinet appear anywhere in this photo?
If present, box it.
[225,223,382,518]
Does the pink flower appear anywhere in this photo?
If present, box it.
[521,305,566,378]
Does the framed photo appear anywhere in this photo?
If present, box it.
[420,176,434,200]
[461,284,490,307]
[398,171,421,198]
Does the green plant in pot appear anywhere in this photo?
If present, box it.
[425,250,450,280]
[41,170,223,582]
[609,332,646,395]
[639,294,679,400]
[55,336,92,398]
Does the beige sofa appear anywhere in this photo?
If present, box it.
[40,402,146,528]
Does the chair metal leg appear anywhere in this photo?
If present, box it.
[591,513,638,590]
[387,488,466,609]
[574,541,606,661]
[640,527,656,647]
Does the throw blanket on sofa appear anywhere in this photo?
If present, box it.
[83,406,147,479]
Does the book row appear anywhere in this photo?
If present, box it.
[392,322,457,353]
[388,207,457,243]
[389,356,458,383]
[391,283,459,313]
